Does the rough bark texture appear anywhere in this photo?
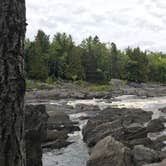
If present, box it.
[0,0,26,166]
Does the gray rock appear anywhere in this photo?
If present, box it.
[147,119,164,133]
[83,108,151,147]
[46,130,68,142]
[87,136,132,166]
[159,107,166,113]
[132,145,160,166]
[47,111,80,132]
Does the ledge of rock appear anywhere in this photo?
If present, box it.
[25,104,49,166]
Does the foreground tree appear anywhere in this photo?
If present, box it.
[0,0,26,166]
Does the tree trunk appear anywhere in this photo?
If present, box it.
[0,0,26,166]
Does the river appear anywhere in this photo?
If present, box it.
[42,95,166,166]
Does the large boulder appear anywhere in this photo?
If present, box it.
[132,145,160,166]
[87,136,132,166]
[25,104,49,166]
[147,119,164,133]
[47,110,79,132]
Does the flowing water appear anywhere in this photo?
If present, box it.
[43,95,166,166]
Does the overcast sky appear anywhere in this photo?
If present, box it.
[26,0,166,52]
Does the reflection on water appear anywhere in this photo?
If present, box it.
[43,95,166,166]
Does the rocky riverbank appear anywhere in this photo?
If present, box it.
[25,82,166,102]
[25,81,166,166]
[82,106,166,166]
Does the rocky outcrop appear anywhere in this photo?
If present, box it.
[132,145,160,166]
[83,106,166,166]
[147,119,165,133]
[83,108,152,147]
[25,104,49,166]
[44,110,79,149]
[87,136,132,166]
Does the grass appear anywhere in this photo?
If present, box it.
[87,84,114,91]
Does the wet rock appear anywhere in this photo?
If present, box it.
[147,119,165,133]
[42,140,72,149]
[149,136,166,151]
[47,111,80,132]
[159,107,166,113]
[75,104,100,112]
[46,130,68,142]
[132,145,160,166]
[87,136,132,166]
[25,104,49,166]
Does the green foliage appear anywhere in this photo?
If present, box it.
[81,36,110,83]
[46,77,57,86]
[25,30,166,84]
[25,30,49,80]
[125,47,149,83]
[88,85,113,91]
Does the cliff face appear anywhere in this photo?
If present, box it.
[25,105,49,166]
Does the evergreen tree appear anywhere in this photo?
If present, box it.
[29,30,50,80]
[110,42,119,78]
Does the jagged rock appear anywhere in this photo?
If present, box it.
[87,136,132,166]
[25,104,49,166]
[83,108,151,147]
[147,119,165,133]
[132,145,160,166]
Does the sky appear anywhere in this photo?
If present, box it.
[26,0,166,52]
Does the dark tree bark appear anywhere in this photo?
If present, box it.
[0,0,26,166]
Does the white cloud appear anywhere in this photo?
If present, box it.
[26,0,166,51]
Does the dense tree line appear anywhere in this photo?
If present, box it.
[25,30,166,84]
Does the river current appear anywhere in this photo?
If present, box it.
[42,95,166,166]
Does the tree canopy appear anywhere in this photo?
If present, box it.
[25,30,166,84]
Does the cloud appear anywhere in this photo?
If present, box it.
[26,0,166,52]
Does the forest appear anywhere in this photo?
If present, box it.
[25,30,166,84]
